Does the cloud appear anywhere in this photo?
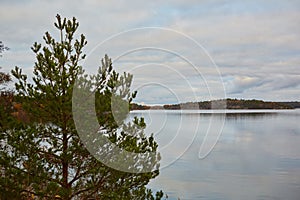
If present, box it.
[225,74,300,100]
[1,0,299,103]
[227,76,265,94]
[257,75,300,92]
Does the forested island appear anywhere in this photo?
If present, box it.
[131,99,300,110]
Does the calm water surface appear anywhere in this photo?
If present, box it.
[129,109,300,200]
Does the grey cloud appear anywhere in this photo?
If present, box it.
[261,75,300,91]
[226,75,266,94]
[1,0,299,103]
[225,74,300,100]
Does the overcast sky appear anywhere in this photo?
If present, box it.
[1,0,299,104]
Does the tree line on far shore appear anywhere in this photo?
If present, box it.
[131,98,297,110]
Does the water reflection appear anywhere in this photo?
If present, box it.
[129,109,300,200]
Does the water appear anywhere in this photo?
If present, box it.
[129,109,300,200]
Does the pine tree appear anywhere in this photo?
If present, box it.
[0,41,9,57]
[0,14,164,200]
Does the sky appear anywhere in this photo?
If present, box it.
[0,0,300,104]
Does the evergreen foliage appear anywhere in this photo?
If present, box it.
[0,15,164,200]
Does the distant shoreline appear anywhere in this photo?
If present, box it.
[131,99,300,110]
